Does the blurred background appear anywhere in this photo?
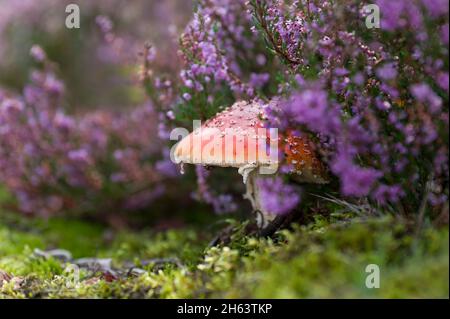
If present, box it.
[0,0,271,240]
[0,0,237,229]
[0,0,192,110]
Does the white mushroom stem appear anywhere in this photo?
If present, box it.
[238,164,275,229]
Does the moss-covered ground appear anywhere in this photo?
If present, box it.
[0,209,448,299]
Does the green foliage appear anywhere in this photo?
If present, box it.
[1,214,448,299]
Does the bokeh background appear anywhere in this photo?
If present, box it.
[0,0,191,109]
[0,0,448,299]
[0,0,250,229]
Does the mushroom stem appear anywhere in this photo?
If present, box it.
[241,168,275,229]
[243,169,259,212]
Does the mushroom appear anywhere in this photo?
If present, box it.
[174,100,328,230]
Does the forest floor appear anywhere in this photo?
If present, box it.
[0,209,448,299]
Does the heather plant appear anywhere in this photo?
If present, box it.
[175,0,279,121]
[139,0,449,218]
[244,0,449,217]
[0,48,176,218]
[0,0,192,109]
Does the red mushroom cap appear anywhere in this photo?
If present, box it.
[174,100,328,183]
[174,101,277,168]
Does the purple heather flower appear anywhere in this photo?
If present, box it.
[410,83,443,113]
[183,93,192,101]
[376,0,422,30]
[211,194,238,215]
[373,184,405,205]
[436,72,449,92]
[68,149,91,164]
[257,177,300,215]
[43,74,64,96]
[249,73,270,89]
[95,15,113,34]
[156,149,178,178]
[30,45,46,62]
[286,88,341,136]
[421,0,449,17]
[1,98,24,114]
[166,110,175,120]
[376,63,397,81]
[331,149,382,197]
[335,68,350,77]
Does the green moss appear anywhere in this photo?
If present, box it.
[106,229,204,267]
[223,218,448,298]
[0,214,448,299]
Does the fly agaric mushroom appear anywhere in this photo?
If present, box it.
[174,100,328,229]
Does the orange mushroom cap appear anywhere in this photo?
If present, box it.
[284,131,328,184]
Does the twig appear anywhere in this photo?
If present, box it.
[253,2,302,66]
